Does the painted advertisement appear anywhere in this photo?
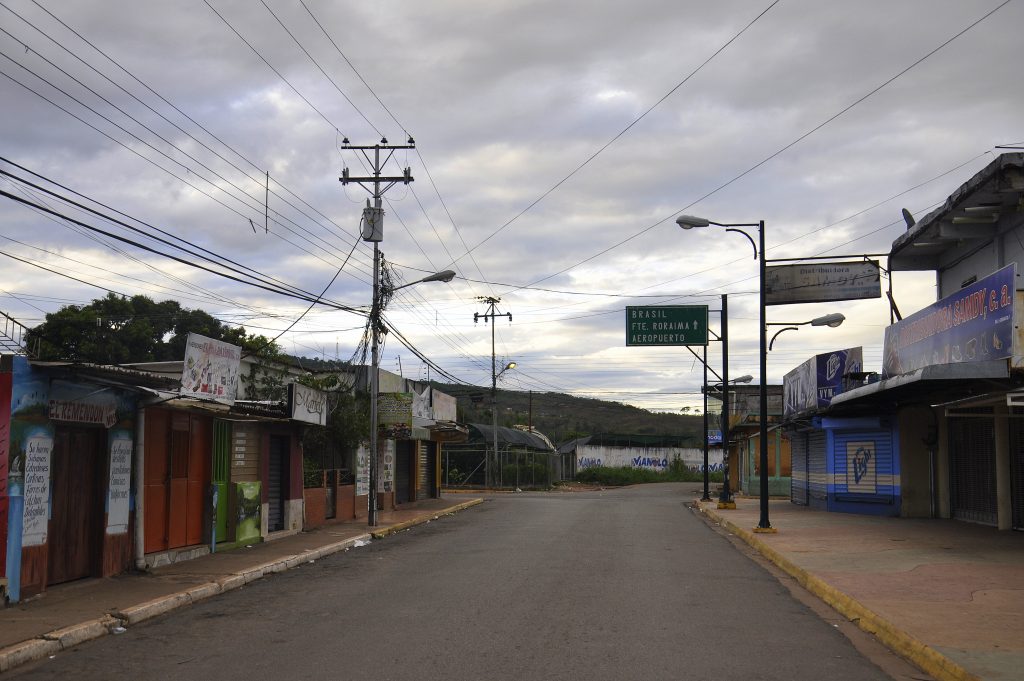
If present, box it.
[356,444,370,497]
[784,347,862,418]
[766,261,881,305]
[845,441,877,494]
[181,333,241,404]
[378,392,413,439]
[235,481,261,544]
[576,445,724,473]
[378,439,395,493]
[21,434,52,547]
[106,434,132,535]
[883,265,1015,378]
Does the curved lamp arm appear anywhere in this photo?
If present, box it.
[768,326,799,351]
[725,228,758,260]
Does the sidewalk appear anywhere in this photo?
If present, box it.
[0,497,482,674]
[697,496,1024,681]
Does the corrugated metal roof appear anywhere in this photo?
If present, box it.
[469,423,555,451]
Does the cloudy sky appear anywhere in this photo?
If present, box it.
[0,0,1020,412]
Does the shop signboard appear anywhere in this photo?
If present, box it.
[288,383,328,426]
[378,392,413,438]
[180,333,241,404]
[626,306,708,346]
[882,264,1015,378]
[432,390,457,422]
[105,434,132,534]
[765,261,881,305]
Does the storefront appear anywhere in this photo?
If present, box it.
[2,358,159,602]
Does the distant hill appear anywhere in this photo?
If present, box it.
[434,384,704,447]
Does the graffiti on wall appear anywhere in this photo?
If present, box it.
[845,441,877,494]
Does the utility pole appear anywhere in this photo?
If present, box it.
[474,297,512,488]
[340,136,415,527]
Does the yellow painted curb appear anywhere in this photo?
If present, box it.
[371,499,484,539]
[700,505,980,681]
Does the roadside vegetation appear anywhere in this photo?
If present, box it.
[575,460,723,486]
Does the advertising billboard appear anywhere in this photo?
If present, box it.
[784,347,863,418]
[882,265,1015,378]
[180,333,241,405]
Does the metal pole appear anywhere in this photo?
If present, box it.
[491,303,497,490]
[719,294,733,507]
[368,241,380,526]
[702,343,710,501]
[757,220,773,531]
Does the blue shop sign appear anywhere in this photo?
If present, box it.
[883,264,1016,378]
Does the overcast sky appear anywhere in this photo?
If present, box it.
[0,0,1020,413]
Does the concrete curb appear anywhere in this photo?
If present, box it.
[0,503,480,675]
[696,504,980,681]
[371,498,484,539]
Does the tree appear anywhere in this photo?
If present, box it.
[27,293,279,365]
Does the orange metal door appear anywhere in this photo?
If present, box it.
[185,415,211,546]
[167,414,190,548]
[143,410,170,554]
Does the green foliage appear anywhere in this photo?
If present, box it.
[576,464,723,486]
[27,293,280,364]
[301,391,370,485]
[500,462,551,489]
[437,383,704,444]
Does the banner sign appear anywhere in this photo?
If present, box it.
[181,333,241,404]
[882,265,1015,378]
[432,390,457,422]
[707,430,722,445]
[378,392,413,438]
[784,347,863,418]
[626,305,708,346]
[766,261,881,305]
[288,383,328,426]
[105,434,132,534]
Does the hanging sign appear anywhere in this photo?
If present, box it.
[288,383,328,426]
[765,261,881,305]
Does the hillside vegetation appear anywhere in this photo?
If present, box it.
[435,384,704,446]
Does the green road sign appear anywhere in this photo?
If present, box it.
[626,305,708,346]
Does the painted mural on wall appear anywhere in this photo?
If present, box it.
[235,481,261,543]
[882,264,1015,378]
[576,446,724,473]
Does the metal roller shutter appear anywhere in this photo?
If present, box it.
[395,441,412,504]
[790,433,808,506]
[808,430,828,510]
[268,435,288,532]
[417,442,436,500]
[1007,409,1024,530]
[948,409,997,526]
[831,430,896,504]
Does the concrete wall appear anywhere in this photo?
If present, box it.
[576,445,724,472]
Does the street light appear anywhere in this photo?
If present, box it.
[767,313,845,350]
[492,361,516,488]
[367,268,455,527]
[705,373,753,507]
[677,214,775,532]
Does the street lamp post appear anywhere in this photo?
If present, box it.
[767,313,846,350]
[367,269,455,526]
[677,215,775,532]
[492,360,516,488]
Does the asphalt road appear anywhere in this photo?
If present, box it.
[12,484,907,680]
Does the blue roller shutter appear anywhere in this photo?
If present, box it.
[830,429,897,509]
